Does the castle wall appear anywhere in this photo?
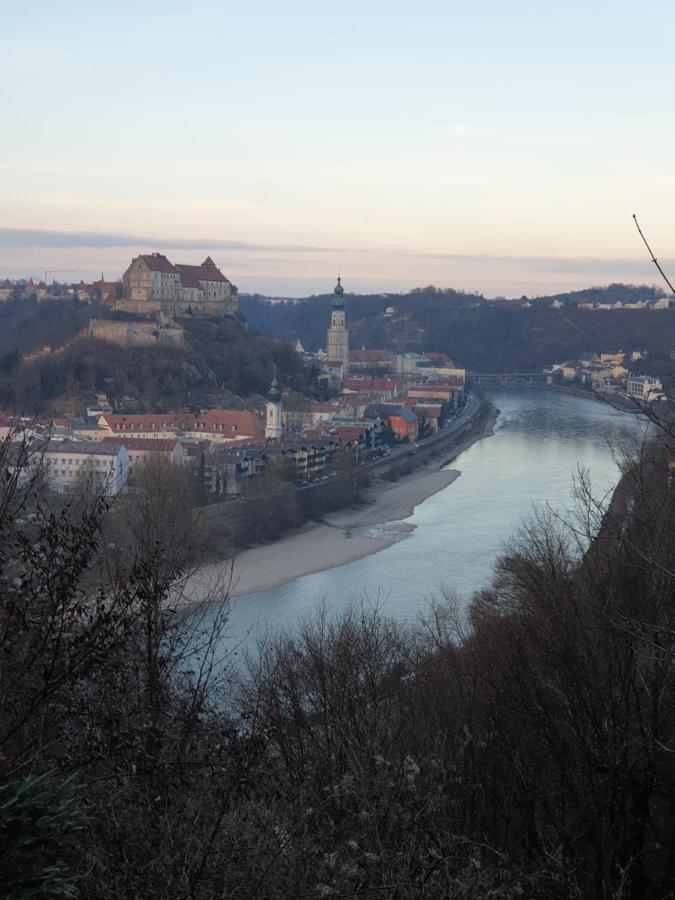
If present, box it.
[88,318,184,348]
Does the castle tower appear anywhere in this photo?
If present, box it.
[326,275,349,375]
[265,373,283,442]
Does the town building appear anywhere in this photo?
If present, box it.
[121,253,238,318]
[365,404,419,444]
[626,375,663,401]
[44,441,128,496]
[102,436,188,476]
[326,276,349,375]
[394,352,428,375]
[349,349,392,371]
[98,409,264,445]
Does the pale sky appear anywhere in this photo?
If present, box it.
[2,0,675,296]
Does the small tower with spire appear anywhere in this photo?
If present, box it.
[326,274,349,375]
[265,371,283,442]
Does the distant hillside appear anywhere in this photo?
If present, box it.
[240,284,674,372]
[0,302,313,413]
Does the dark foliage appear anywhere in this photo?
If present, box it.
[0,308,317,412]
[1,413,673,897]
[241,284,673,372]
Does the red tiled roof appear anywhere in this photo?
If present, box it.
[176,261,227,286]
[101,414,181,433]
[139,254,179,274]
[186,409,264,440]
[343,377,402,392]
[309,402,340,413]
[102,409,263,441]
[349,349,391,363]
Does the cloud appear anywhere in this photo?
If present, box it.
[0,228,341,254]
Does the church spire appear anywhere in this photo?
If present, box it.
[265,369,283,441]
[267,368,281,402]
[332,273,345,309]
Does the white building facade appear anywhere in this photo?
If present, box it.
[626,375,663,401]
[44,441,129,496]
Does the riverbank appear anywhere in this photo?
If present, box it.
[189,403,499,601]
[494,379,646,412]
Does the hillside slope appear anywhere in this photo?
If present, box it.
[241,285,674,372]
[0,304,312,413]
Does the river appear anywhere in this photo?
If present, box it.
[207,388,644,653]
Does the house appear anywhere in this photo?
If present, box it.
[407,380,452,403]
[600,352,625,365]
[179,410,265,445]
[412,403,443,433]
[319,359,346,383]
[266,438,338,481]
[365,404,419,444]
[102,436,188,475]
[342,376,403,399]
[0,279,13,301]
[394,352,428,374]
[98,413,182,440]
[213,446,268,495]
[98,409,264,445]
[92,280,118,308]
[561,361,585,381]
[349,349,392,371]
[625,375,663,401]
[75,280,93,302]
[71,418,107,442]
[43,441,128,496]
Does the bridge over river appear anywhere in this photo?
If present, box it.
[468,371,546,385]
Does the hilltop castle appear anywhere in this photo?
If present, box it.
[121,253,238,318]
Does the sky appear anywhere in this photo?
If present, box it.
[2,0,675,297]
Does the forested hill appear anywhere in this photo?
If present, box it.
[0,299,312,414]
[241,284,674,372]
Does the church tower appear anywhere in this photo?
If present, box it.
[326,275,349,375]
[265,373,283,442]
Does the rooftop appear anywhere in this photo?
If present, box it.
[46,440,121,456]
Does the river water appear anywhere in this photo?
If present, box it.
[216,389,644,651]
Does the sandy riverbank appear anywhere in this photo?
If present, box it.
[227,466,461,597]
[186,403,499,602]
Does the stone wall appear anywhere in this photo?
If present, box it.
[88,317,184,348]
